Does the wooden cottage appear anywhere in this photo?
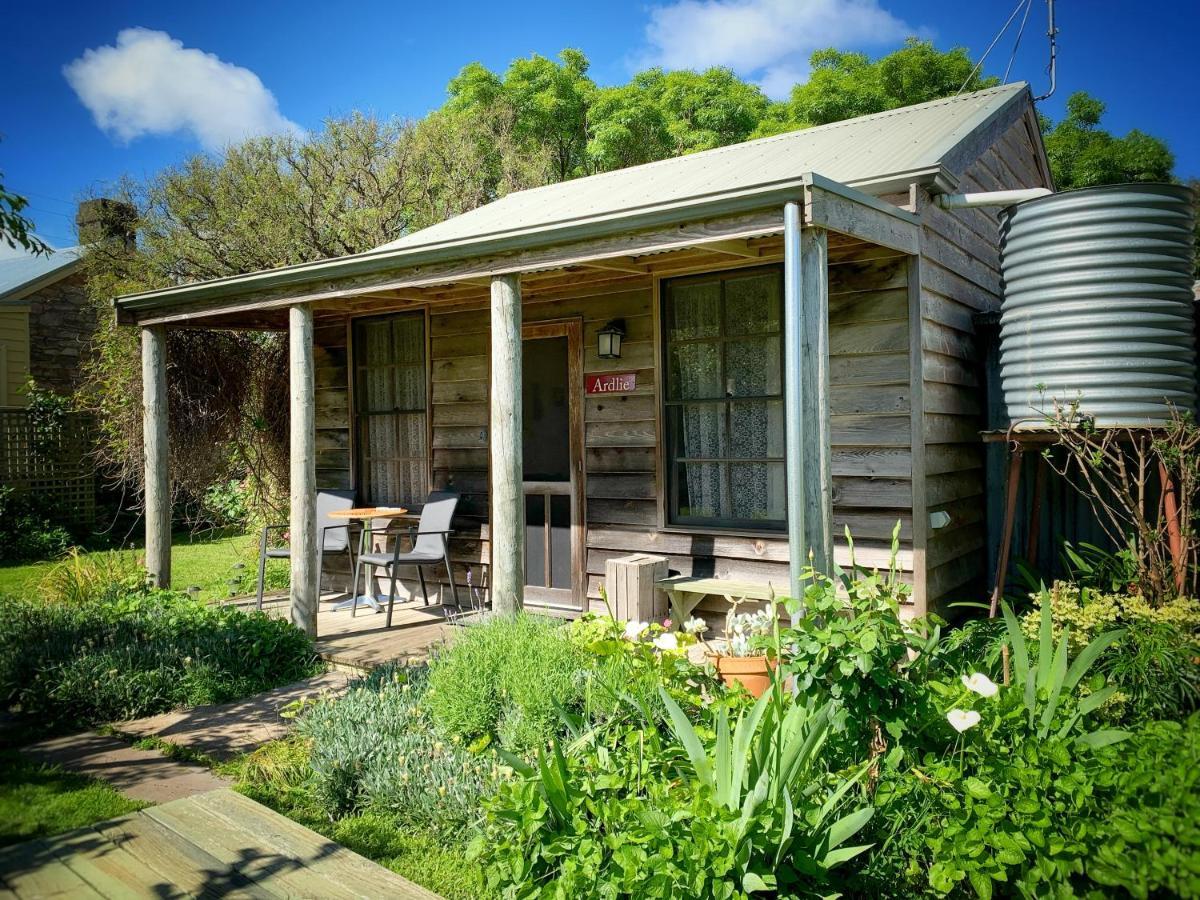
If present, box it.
[115,83,1053,633]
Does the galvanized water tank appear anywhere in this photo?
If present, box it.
[999,183,1197,426]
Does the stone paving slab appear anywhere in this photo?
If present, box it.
[21,733,230,804]
[114,671,352,760]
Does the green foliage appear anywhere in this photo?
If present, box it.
[1020,582,1200,724]
[786,39,997,128]
[0,750,146,846]
[425,613,589,755]
[781,524,942,763]
[325,815,492,900]
[476,734,747,898]
[1043,91,1174,189]
[0,487,73,563]
[1086,716,1200,898]
[0,589,319,731]
[300,665,498,834]
[231,736,493,900]
[0,156,50,256]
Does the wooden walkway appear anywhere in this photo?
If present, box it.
[0,789,439,898]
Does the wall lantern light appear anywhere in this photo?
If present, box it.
[597,319,626,359]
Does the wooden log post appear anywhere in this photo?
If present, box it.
[490,273,524,614]
[141,325,171,588]
[289,304,318,637]
[783,201,833,597]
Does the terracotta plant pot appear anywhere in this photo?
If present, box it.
[708,654,777,698]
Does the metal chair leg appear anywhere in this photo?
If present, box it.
[417,566,429,605]
[256,528,268,610]
[445,557,459,609]
[386,567,398,628]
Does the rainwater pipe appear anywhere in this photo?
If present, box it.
[935,188,1053,209]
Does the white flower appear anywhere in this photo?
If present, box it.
[683,617,708,635]
[623,620,649,641]
[652,632,679,652]
[946,709,981,733]
[962,672,999,698]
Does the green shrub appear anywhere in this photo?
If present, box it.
[425,613,589,755]
[0,487,73,563]
[1021,582,1200,724]
[1086,715,1200,898]
[0,591,319,730]
[300,665,499,835]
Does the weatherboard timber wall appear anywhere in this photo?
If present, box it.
[310,245,917,614]
[0,306,30,406]
[916,109,1053,609]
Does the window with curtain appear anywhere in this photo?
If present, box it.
[353,312,428,505]
[663,266,786,530]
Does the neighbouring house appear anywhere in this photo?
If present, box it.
[115,83,1054,633]
[0,245,86,405]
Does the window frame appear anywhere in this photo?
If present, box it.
[659,264,787,532]
[350,309,432,506]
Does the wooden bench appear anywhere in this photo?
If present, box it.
[655,576,778,626]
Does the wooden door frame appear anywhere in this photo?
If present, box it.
[518,318,586,611]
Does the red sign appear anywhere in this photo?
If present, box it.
[586,372,637,394]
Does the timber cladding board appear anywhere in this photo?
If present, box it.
[309,247,921,597]
[916,110,1053,607]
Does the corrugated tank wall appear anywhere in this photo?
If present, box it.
[998,183,1197,426]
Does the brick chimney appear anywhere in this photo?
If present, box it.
[75,198,136,249]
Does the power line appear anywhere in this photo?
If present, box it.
[1004,0,1035,84]
[958,0,1029,94]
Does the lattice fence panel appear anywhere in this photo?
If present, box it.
[0,408,96,526]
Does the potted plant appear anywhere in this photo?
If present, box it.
[707,600,777,697]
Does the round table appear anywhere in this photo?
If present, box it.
[327,507,410,612]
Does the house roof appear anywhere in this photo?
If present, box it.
[117,82,1033,315]
[376,82,1029,254]
[0,247,83,305]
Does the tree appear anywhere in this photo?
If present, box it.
[82,111,545,517]
[1042,92,1174,190]
[784,39,998,128]
[0,168,50,256]
[448,50,595,180]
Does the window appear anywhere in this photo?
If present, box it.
[353,312,428,505]
[662,266,786,530]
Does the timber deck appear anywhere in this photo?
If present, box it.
[0,788,439,898]
[250,595,455,671]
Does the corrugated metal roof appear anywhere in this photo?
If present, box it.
[0,247,83,304]
[377,83,1028,254]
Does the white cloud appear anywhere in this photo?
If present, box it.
[641,0,924,99]
[64,28,302,150]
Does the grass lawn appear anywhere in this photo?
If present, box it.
[0,751,147,847]
[0,528,288,604]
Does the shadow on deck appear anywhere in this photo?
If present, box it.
[242,593,456,672]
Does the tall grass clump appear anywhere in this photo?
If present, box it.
[425,613,589,755]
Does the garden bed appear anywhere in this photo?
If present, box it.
[222,551,1200,899]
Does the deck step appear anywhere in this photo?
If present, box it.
[0,790,440,899]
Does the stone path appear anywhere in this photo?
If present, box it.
[22,732,230,805]
[21,672,352,806]
[114,671,351,761]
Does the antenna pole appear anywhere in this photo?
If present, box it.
[1035,0,1058,100]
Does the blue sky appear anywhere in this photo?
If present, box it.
[3,0,1197,251]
